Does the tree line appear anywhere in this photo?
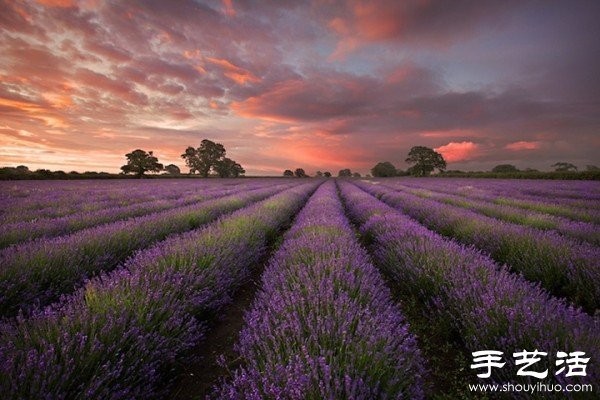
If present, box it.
[285,146,447,178]
[283,146,600,178]
[120,139,245,178]
[2,143,598,180]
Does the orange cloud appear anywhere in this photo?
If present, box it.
[435,141,480,162]
[222,0,236,17]
[505,141,541,151]
[35,0,75,8]
[270,139,369,170]
[206,57,260,85]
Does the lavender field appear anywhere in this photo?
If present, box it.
[0,178,598,399]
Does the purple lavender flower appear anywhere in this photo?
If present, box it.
[215,181,425,399]
[338,180,598,389]
[0,182,318,399]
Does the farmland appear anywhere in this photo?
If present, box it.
[0,177,598,399]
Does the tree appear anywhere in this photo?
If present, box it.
[15,165,30,174]
[323,171,332,178]
[315,171,323,177]
[181,139,226,177]
[294,168,307,178]
[552,162,577,172]
[405,146,446,176]
[120,149,163,178]
[164,164,181,175]
[492,164,519,173]
[586,165,600,171]
[214,157,245,177]
[283,169,294,177]
[352,172,361,178]
[371,161,397,177]
[338,168,352,177]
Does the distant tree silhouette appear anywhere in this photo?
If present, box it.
[15,165,30,174]
[164,164,181,175]
[492,164,519,173]
[371,161,397,177]
[181,139,226,177]
[323,171,332,178]
[283,169,294,177]
[352,172,361,178]
[214,157,245,177]
[315,171,323,177]
[121,149,163,178]
[552,162,577,171]
[338,168,352,177]
[181,139,244,177]
[405,146,446,176]
[294,168,308,178]
[586,165,600,171]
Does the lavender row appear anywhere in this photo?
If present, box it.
[0,182,294,318]
[338,181,598,389]
[0,181,265,249]
[0,182,318,400]
[396,178,600,221]
[409,177,600,202]
[215,181,424,399]
[389,183,600,246]
[0,180,183,222]
[0,179,250,224]
[354,180,600,313]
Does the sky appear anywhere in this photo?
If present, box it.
[1,0,599,175]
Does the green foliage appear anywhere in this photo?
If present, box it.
[164,164,181,175]
[371,161,397,177]
[180,139,244,177]
[405,146,446,176]
[181,139,225,176]
[294,168,307,178]
[491,164,519,173]
[214,158,245,177]
[552,162,577,171]
[120,149,163,178]
[338,168,352,177]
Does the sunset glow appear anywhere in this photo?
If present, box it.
[1,0,599,174]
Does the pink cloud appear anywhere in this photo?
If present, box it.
[326,0,520,58]
[505,141,541,151]
[206,57,260,85]
[435,141,480,163]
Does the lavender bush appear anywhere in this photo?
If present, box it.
[385,183,600,245]
[0,182,294,317]
[354,180,600,313]
[0,182,263,248]
[395,178,600,223]
[338,180,598,392]
[0,182,318,399]
[215,181,425,399]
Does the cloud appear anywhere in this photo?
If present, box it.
[505,141,541,151]
[0,0,598,174]
[435,141,481,163]
[326,0,520,58]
